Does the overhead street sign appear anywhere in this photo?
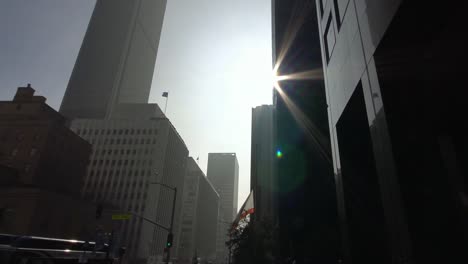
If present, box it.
[112,214,132,220]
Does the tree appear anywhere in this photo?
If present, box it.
[226,216,280,264]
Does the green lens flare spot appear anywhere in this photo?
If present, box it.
[276,150,283,158]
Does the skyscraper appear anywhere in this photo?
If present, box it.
[207,153,239,221]
[177,157,219,264]
[206,153,239,264]
[60,0,167,119]
[272,0,340,262]
[250,105,276,222]
[316,0,467,263]
[70,104,188,263]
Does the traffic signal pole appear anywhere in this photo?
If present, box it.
[166,187,177,264]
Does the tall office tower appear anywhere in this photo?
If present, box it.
[207,153,239,221]
[70,104,188,264]
[250,105,276,223]
[60,0,167,119]
[272,0,340,262]
[177,157,219,264]
[206,153,239,264]
[315,0,467,263]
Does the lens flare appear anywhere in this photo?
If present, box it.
[276,150,283,158]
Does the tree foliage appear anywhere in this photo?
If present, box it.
[226,216,280,264]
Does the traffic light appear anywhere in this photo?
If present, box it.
[166,233,173,248]
[96,204,103,219]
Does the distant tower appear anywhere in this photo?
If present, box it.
[207,153,239,221]
[60,0,167,119]
[206,153,239,263]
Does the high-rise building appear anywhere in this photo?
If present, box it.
[272,0,340,262]
[207,153,239,221]
[60,0,167,119]
[177,157,219,264]
[315,0,467,263]
[206,153,239,264]
[250,105,276,223]
[70,104,188,264]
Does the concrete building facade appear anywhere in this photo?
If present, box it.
[207,153,239,221]
[206,153,239,264]
[316,0,468,263]
[70,104,188,264]
[0,85,90,196]
[271,0,340,262]
[177,157,219,264]
[250,105,276,223]
[0,86,111,240]
[60,0,167,119]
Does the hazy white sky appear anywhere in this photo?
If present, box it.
[0,0,273,207]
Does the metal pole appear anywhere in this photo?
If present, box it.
[106,229,114,259]
[166,187,177,264]
[164,95,169,114]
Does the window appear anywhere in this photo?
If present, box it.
[24,164,31,173]
[83,129,87,135]
[140,139,144,144]
[118,129,123,135]
[319,0,324,17]
[333,0,342,30]
[30,148,38,156]
[11,148,18,156]
[16,134,24,141]
[324,13,336,62]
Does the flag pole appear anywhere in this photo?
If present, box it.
[164,95,169,114]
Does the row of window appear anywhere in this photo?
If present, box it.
[322,0,349,62]
[92,148,156,158]
[90,158,154,167]
[77,128,158,136]
[0,133,41,142]
[9,147,38,157]
[95,137,157,145]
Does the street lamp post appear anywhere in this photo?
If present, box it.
[151,182,177,264]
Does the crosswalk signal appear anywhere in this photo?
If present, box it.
[166,233,173,248]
